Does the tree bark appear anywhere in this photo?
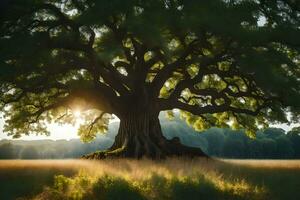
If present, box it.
[83,111,208,159]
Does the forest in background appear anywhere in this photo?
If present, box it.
[1,116,299,159]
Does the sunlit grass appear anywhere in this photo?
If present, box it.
[221,159,300,168]
[1,159,300,200]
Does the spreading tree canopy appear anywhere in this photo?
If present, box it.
[0,0,300,159]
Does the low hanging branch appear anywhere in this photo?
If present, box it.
[1,0,299,159]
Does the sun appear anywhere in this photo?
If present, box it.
[73,110,81,119]
[72,109,85,125]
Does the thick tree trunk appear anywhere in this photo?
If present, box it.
[83,112,208,159]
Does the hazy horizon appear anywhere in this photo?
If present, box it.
[0,115,299,141]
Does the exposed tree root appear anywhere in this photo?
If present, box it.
[82,113,209,160]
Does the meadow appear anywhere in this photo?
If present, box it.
[0,159,300,200]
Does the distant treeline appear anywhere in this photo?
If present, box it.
[162,119,300,159]
[1,118,300,159]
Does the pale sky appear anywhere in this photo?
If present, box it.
[0,112,118,140]
[0,119,81,140]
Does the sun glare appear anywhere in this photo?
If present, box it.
[72,109,84,126]
[73,110,81,118]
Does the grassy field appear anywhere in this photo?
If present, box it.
[0,159,300,200]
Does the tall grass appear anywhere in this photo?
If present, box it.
[1,159,300,200]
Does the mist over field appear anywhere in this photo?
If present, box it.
[1,117,300,159]
[1,118,300,200]
[1,159,300,200]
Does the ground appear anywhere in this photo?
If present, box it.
[0,159,300,200]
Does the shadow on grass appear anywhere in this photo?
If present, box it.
[91,176,147,200]
[32,171,263,200]
[0,168,76,200]
[1,159,279,200]
[216,160,300,200]
[144,173,259,200]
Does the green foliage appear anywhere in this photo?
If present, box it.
[165,110,175,120]
[3,159,300,200]
[53,172,94,199]
[28,161,266,200]
[77,110,111,142]
[0,0,299,143]
[92,175,146,200]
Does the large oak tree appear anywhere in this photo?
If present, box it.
[0,0,300,159]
